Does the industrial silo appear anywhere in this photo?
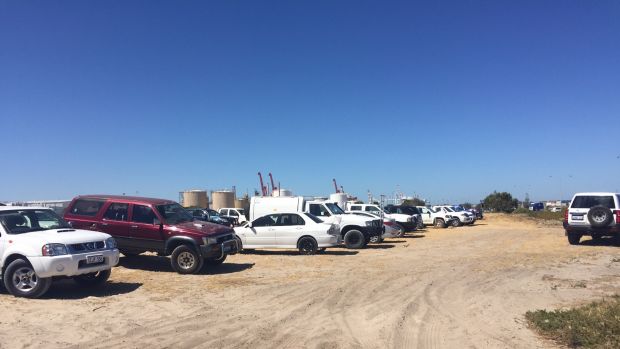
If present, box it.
[272,188,293,197]
[234,196,250,209]
[182,190,208,208]
[211,190,235,211]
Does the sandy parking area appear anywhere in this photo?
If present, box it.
[1,214,619,349]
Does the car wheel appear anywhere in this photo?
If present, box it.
[451,219,461,227]
[369,235,380,243]
[587,206,613,227]
[171,245,204,274]
[567,234,582,245]
[394,224,405,237]
[298,237,318,255]
[3,259,52,298]
[434,218,445,228]
[417,221,425,230]
[343,230,366,249]
[234,236,243,252]
[204,254,227,267]
[73,269,111,287]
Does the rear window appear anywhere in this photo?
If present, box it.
[69,199,105,216]
[571,195,616,209]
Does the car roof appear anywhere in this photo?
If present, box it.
[573,192,620,196]
[0,206,50,211]
[75,195,176,205]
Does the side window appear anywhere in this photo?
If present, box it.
[69,199,104,217]
[253,214,278,227]
[191,210,202,217]
[229,210,239,217]
[365,206,380,213]
[221,209,228,216]
[103,203,129,221]
[309,204,331,217]
[290,214,305,225]
[132,205,157,224]
[350,206,361,211]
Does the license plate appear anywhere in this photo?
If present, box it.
[223,243,234,253]
[86,255,104,264]
[572,215,584,221]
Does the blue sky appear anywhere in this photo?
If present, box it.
[1,1,619,204]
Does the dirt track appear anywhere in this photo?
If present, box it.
[1,214,619,349]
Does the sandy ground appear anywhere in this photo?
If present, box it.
[1,214,619,349]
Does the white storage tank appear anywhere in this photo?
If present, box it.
[235,197,249,209]
[211,190,235,211]
[182,190,208,208]
[272,189,293,197]
[330,193,348,211]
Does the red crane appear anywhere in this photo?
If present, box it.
[257,172,268,196]
[269,173,277,195]
[333,178,340,193]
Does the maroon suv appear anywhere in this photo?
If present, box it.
[64,195,239,274]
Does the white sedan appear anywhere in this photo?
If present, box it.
[234,212,340,254]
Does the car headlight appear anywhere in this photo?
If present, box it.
[202,236,218,245]
[106,237,117,249]
[365,221,373,227]
[42,243,68,256]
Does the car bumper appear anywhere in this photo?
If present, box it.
[399,221,417,231]
[563,222,620,235]
[317,235,340,247]
[200,239,239,259]
[30,249,120,278]
[460,217,474,223]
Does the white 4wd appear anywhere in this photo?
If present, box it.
[432,206,474,227]
[346,204,416,231]
[0,207,120,298]
[416,206,454,228]
[564,192,620,245]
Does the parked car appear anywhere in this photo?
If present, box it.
[549,206,562,213]
[0,206,119,298]
[218,208,248,225]
[346,203,417,232]
[451,205,476,224]
[529,202,544,211]
[250,196,382,249]
[234,212,340,254]
[416,206,455,228]
[187,208,234,226]
[383,205,425,230]
[432,206,474,227]
[64,195,239,274]
[563,192,620,245]
[347,211,403,240]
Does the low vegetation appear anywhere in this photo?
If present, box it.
[513,207,566,221]
[526,295,620,349]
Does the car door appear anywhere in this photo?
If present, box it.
[419,207,432,224]
[129,204,166,253]
[98,202,133,243]
[275,213,306,247]
[243,214,278,247]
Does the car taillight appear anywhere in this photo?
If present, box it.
[564,209,569,222]
[615,210,620,224]
[384,221,394,226]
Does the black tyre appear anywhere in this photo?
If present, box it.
[588,206,613,228]
[170,245,204,274]
[343,230,366,249]
[3,259,52,298]
[298,236,318,255]
[452,219,461,227]
[204,254,227,267]
[434,219,446,228]
[394,224,405,237]
[417,220,425,230]
[568,234,582,245]
[73,269,111,287]
[235,236,243,252]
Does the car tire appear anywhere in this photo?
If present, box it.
[234,236,243,252]
[394,224,405,237]
[567,234,582,245]
[204,254,227,267]
[170,245,204,274]
[434,218,445,228]
[343,230,366,249]
[3,259,52,298]
[73,269,111,287]
[417,220,425,230]
[452,219,461,227]
[369,235,380,243]
[587,206,613,227]
[298,237,318,255]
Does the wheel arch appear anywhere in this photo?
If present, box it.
[165,236,199,255]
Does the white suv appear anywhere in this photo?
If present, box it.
[0,207,120,298]
[564,192,620,245]
[432,206,474,226]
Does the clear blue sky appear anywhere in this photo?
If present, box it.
[1,1,619,204]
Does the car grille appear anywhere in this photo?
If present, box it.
[216,234,234,244]
[68,241,106,253]
[372,219,382,227]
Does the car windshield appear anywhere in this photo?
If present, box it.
[452,206,464,212]
[0,209,71,234]
[156,203,193,224]
[207,209,220,217]
[325,203,345,214]
[444,207,455,212]
[399,206,419,215]
[304,213,323,223]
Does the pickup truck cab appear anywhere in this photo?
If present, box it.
[250,196,382,249]
[234,212,340,254]
[432,206,474,227]
[0,206,119,298]
[416,206,455,228]
[64,195,239,274]
[346,203,418,232]
[218,208,247,225]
